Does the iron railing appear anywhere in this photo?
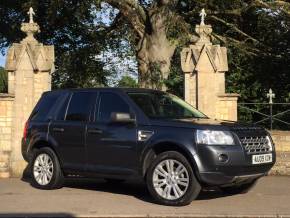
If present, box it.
[238,102,290,130]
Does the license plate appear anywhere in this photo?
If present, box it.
[252,154,272,164]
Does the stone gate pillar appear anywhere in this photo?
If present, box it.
[5,8,54,177]
[181,10,239,121]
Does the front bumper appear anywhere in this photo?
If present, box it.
[194,144,276,186]
[199,171,267,186]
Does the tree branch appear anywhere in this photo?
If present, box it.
[104,0,147,38]
[187,8,243,17]
[212,33,260,56]
[157,0,179,6]
[249,0,290,16]
[210,15,259,44]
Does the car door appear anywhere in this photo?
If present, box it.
[86,91,138,175]
[49,91,96,172]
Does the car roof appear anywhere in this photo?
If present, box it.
[44,87,165,95]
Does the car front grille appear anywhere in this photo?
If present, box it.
[239,136,272,154]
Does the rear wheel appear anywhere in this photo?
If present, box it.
[220,179,258,195]
[146,151,201,206]
[31,147,64,189]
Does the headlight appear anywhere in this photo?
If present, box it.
[196,130,235,145]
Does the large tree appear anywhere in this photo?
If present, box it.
[100,0,187,90]
[98,0,290,91]
[98,0,290,90]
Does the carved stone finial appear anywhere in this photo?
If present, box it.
[28,7,35,24]
[21,7,40,44]
[195,24,212,46]
[200,8,207,25]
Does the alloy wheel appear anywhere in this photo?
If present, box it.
[33,153,54,186]
[152,159,189,200]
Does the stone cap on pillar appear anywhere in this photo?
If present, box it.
[195,25,213,46]
[5,7,55,74]
[20,22,40,45]
[181,41,228,73]
[181,9,228,74]
[218,93,240,98]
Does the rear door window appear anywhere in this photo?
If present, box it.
[65,92,96,122]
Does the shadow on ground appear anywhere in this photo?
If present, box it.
[21,164,231,205]
[64,179,232,202]
[0,213,74,218]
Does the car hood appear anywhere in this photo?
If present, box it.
[149,118,262,131]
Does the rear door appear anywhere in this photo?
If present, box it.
[49,91,96,172]
[86,91,138,175]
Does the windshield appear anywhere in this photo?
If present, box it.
[127,92,207,119]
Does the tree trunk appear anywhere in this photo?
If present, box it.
[104,0,177,90]
[137,11,176,90]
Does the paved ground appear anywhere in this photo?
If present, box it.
[0,176,290,218]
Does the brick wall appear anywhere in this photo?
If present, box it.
[0,94,14,178]
[269,131,290,175]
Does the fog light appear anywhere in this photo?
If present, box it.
[218,154,228,163]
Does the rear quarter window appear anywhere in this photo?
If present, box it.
[30,92,62,122]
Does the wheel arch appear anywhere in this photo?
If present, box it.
[142,141,200,181]
[29,140,62,167]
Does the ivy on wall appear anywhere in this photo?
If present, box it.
[0,67,7,93]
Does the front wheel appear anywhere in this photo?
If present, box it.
[30,147,64,189]
[146,151,201,206]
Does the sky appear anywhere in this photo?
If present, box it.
[0,53,5,67]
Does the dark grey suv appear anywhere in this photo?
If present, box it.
[22,88,276,206]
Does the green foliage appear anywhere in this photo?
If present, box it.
[0,0,112,89]
[117,75,138,88]
[164,47,184,98]
[0,66,7,93]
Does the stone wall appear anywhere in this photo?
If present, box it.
[0,94,14,178]
[216,94,239,121]
[270,131,290,175]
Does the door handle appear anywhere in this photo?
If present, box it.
[52,127,64,132]
[87,129,103,134]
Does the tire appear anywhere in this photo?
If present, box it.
[220,179,258,195]
[30,147,64,190]
[146,151,201,206]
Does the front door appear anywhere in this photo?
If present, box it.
[49,91,96,172]
[86,92,138,175]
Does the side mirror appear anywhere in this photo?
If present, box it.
[110,112,135,124]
